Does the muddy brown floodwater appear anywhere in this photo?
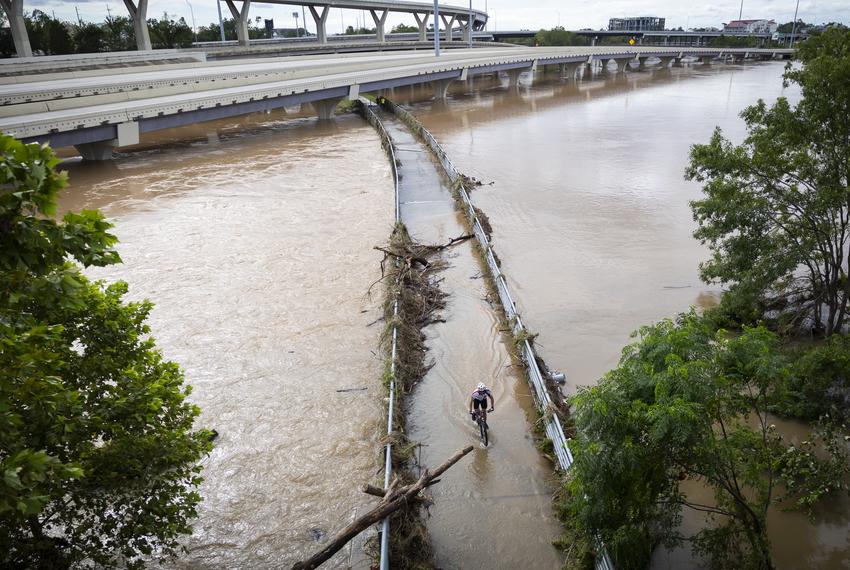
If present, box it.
[400,62,850,569]
[57,110,392,568]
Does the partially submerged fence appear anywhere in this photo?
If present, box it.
[355,99,400,570]
[376,98,614,570]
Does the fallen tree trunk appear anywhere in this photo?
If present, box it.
[291,445,474,570]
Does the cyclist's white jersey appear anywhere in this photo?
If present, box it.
[471,388,492,401]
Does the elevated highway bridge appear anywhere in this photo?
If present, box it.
[0,46,792,160]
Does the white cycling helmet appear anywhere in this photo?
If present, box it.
[477,383,487,391]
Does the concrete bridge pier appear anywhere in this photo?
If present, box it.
[638,57,649,69]
[461,16,473,43]
[658,56,674,68]
[440,14,456,42]
[673,57,684,67]
[309,5,331,44]
[313,98,342,120]
[370,9,389,43]
[700,56,713,65]
[619,58,635,72]
[74,121,140,162]
[559,62,580,80]
[507,68,523,88]
[413,12,430,42]
[433,79,454,101]
[0,0,31,57]
[76,141,117,161]
[123,0,152,51]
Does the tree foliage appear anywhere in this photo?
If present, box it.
[534,26,587,46]
[148,13,193,49]
[561,313,850,570]
[686,28,850,335]
[391,23,418,34]
[0,136,212,567]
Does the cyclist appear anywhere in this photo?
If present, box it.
[469,383,495,423]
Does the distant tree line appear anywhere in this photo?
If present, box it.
[0,10,275,56]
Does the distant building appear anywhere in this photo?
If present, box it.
[722,19,778,34]
[608,17,665,32]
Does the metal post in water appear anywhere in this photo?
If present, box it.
[434,0,440,56]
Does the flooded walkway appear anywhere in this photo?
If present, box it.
[376,109,564,569]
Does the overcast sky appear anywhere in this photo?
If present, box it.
[28,0,848,34]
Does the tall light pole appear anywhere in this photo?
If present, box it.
[789,0,800,47]
[216,0,225,42]
[185,0,196,41]
[468,0,473,48]
[434,0,440,56]
[738,0,744,20]
[293,11,299,37]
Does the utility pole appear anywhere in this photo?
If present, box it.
[75,6,82,24]
[738,0,744,20]
[434,0,440,56]
[302,6,307,36]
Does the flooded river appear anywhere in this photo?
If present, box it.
[404,61,850,568]
[59,111,392,568]
[53,59,848,568]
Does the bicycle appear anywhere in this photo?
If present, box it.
[470,408,492,447]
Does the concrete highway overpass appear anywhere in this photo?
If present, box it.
[0,46,792,160]
[0,0,488,56]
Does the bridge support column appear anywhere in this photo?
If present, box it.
[507,68,523,88]
[313,98,341,120]
[76,141,117,162]
[413,12,429,42]
[559,62,580,80]
[440,14,456,42]
[224,0,251,47]
[370,9,388,43]
[673,57,683,67]
[658,56,673,68]
[309,6,330,44]
[619,59,633,73]
[700,55,713,65]
[637,57,649,69]
[433,79,453,101]
[0,0,32,57]
[461,17,472,43]
[123,0,152,51]
[75,121,140,161]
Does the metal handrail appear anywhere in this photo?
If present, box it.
[355,100,400,570]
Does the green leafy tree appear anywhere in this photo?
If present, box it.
[0,136,212,567]
[148,13,194,48]
[25,10,75,55]
[391,23,418,33]
[535,26,587,46]
[72,22,106,53]
[103,15,136,51]
[561,313,850,570]
[686,28,850,335]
